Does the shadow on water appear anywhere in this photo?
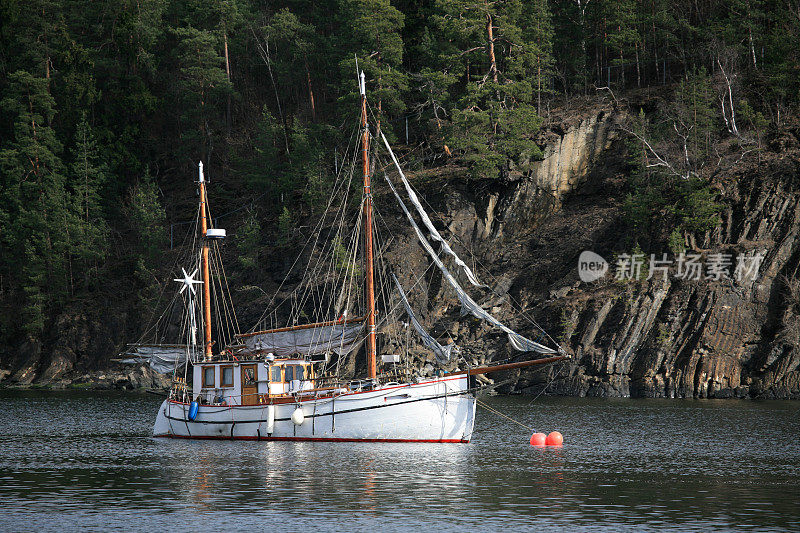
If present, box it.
[0,390,798,531]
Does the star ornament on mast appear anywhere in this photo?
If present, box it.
[174,267,203,348]
[174,267,203,295]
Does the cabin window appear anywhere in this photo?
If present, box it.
[202,366,215,388]
[221,365,234,388]
[295,365,305,380]
[270,365,281,382]
[284,365,294,382]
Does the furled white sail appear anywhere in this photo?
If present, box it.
[392,274,457,363]
[121,345,190,374]
[239,322,364,357]
[385,175,557,355]
[381,133,487,288]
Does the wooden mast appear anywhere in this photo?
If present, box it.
[360,71,377,380]
[198,162,213,361]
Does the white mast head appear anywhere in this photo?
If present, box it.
[359,71,366,97]
[198,161,205,183]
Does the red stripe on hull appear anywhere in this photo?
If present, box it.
[154,433,469,443]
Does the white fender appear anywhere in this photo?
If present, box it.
[267,405,275,434]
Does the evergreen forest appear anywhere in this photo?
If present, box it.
[1,0,797,355]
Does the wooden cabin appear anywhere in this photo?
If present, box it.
[192,357,316,406]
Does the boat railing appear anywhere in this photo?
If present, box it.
[183,385,353,407]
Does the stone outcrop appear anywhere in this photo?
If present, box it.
[378,106,800,399]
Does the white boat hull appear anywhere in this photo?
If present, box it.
[154,375,476,443]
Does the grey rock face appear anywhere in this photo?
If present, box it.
[377,106,799,399]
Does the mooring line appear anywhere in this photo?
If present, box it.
[475,398,535,432]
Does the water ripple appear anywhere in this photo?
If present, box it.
[0,390,798,531]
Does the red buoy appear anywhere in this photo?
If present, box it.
[529,432,547,446]
[545,431,563,446]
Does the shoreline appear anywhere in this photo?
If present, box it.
[2,375,796,400]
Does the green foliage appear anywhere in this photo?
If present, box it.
[517,0,555,110]
[557,306,573,345]
[337,0,408,128]
[433,0,546,179]
[672,68,715,163]
[240,109,288,196]
[448,94,542,179]
[602,0,640,86]
[171,24,233,158]
[277,206,292,246]
[332,236,360,277]
[236,210,261,271]
[623,104,720,248]
[668,229,685,255]
[1,0,799,350]
[125,172,166,265]
[0,70,69,334]
[239,108,335,213]
[675,178,720,233]
[69,114,109,283]
[123,171,166,313]
[739,98,768,147]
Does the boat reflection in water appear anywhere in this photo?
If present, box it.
[166,439,474,515]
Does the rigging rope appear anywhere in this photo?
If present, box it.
[475,398,534,432]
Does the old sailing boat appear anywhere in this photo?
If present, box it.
[123,73,567,442]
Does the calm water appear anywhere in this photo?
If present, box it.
[0,391,798,531]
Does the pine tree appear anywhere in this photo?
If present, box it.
[236,209,261,272]
[172,25,233,161]
[68,113,109,288]
[603,0,641,87]
[0,71,69,334]
[432,0,543,179]
[125,171,166,265]
[260,8,321,122]
[672,68,715,165]
[124,171,166,311]
[338,0,408,135]
[518,0,554,113]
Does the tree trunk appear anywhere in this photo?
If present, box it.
[305,61,316,121]
[486,9,498,83]
[652,0,659,84]
[537,56,542,114]
[223,26,232,132]
[578,0,588,94]
[377,54,383,140]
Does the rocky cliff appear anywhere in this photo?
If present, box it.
[377,105,799,399]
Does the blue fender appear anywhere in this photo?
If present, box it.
[188,401,199,421]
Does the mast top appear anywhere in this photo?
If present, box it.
[359,71,366,97]
[198,161,205,184]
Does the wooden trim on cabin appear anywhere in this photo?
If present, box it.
[220,365,235,388]
[240,364,259,406]
[201,365,216,389]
